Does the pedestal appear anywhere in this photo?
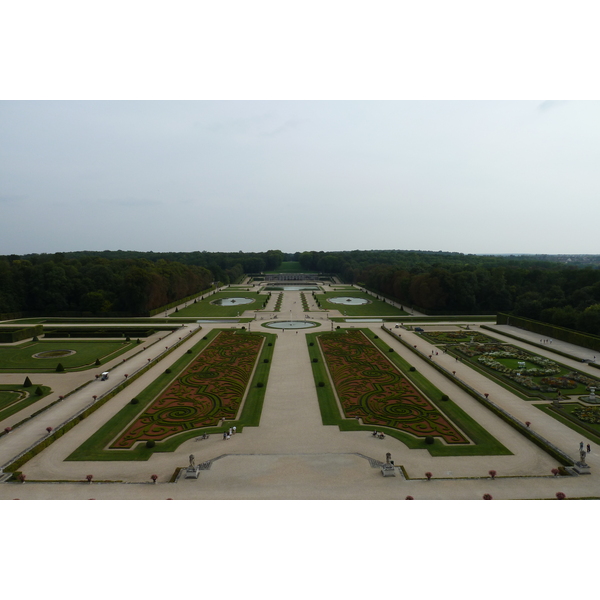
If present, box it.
[184,466,200,479]
[570,461,591,475]
[381,464,396,477]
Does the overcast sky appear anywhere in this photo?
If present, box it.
[2,100,599,257]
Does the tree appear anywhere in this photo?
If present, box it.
[23,376,32,387]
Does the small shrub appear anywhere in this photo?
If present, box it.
[146,440,156,448]
[551,468,559,476]
[312,358,318,363]
[268,342,273,346]
[131,398,139,405]
[187,349,192,354]
[483,494,493,500]
[489,470,497,479]
[318,382,325,387]
[165,368,172,374]
[32,335,39,342]
[440,394,449,402]
[374,335,378,339]
[203,336,208,340]
[556,492,566,500]
[405,496,414,500]
[35,387,43,396]
[425,472,432,481]
[263,358,269,363]
[23,376,32,387]
[388,348,394,353]
[56,363,65,372]
[309,342,314,346]
[409,366,416,372]
[336,326,341,330]
[137,339,141,344]
[425,436,434,445]
[256,382,264,388]
[95,358,101,366]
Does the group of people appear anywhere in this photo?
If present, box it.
[223,426,237,440]
[372,431,385,439]
[580,441,591,453]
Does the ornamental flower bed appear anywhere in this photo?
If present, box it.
[422,331,496,345]
[111,331,262,448]
[318,330,468,444]
[573,406,600,425]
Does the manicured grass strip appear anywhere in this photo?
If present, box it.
[315,292,408,316]
[66,330,275,461]
[0,384,53,422]
[0,340,136,372]
[306,331,510,456]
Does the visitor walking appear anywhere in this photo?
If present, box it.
[587,444,591,453]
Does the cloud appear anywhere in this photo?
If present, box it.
[261,118,303,137]
[0,194,26,203]
[538,100,569,112]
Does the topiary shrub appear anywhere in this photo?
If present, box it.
[409,366,416,372]
[146,440,156,448]
[425,436,434,445]
[263,358,269,363]
[318,382,325,387]
[374,335,378,339]
[95,358,101,366]
[256,382,264,388]
[203,336,208,340]
[187,349,193,354]
[131,398,139,405]
[336,326,341,330]
[23,376,32,387]
[309,342,314,346]
[441,394,449,402]
[56,363,65,372]
[137,339,141,344]
[32,336,39,342]
[268,342,273,346]
[165,368,172,374]
[388,348,394,352]
[126,336,131,342]
[35,386,43,396]
[312,358,318,363]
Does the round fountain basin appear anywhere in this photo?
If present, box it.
[211,297,255,306]
[263,321,318,329]
[328,296,369,305]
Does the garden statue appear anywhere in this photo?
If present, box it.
[580,449,588,465]
[189,454,195,468]
[386,452,392,464]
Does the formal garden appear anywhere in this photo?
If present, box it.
[306,329,509,456]
[452,342,600,401]
[168,291,268,318]
[0,339,137,372]
[314,291,408,316]
[66,329,275,461]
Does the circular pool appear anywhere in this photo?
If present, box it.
[328,296,369,305]
[262,321,319,329]
[211,297,255,306]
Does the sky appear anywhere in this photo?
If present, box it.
[2,100,599,257]
[1,2,599,261]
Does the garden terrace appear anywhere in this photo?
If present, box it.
[418,330,500,346]
[168,291,267,318]
[454,343,600,401]
[111,330,264,448]
[67,329,275,460]
[319,329,468,443]
[308,330,509,456]
[0,340,137,372]
[314,291,408,316]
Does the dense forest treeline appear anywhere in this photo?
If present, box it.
[1,248,600,335]
[0,250,283,315]
[298,250,600,335]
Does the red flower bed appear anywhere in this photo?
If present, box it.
[319,330,468,444]
[111,331,262,448]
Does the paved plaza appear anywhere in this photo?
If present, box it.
[1,285,599,500]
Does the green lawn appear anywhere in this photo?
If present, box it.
[305,330,510,457]
[66,330,276,461]
[316,292,409,317]
[169,291,267,318]
[0,340,137,372]
[0,384,53,421]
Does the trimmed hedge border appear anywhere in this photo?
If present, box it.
[497,313,600,354]
[381,325,575,467]
[1,328,201,472]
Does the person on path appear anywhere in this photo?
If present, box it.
[587,444,591,453]
[233,426,236,434]
[223,432,227,440]
[580,441,584,451]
